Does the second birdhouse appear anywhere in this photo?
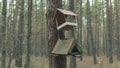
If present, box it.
[53,8,77,30]
[52,38,82,57]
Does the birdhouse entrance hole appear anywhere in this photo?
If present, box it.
[72,46,79,53]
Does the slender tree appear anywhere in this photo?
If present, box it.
[12,0,19,59]
[78,0,83,60]
[25,0,33,68]
[15,0,24,67]
[115,0,120,60]
[106,0,113,63]
[94,0,100,56]
[1,0,7,68]
[102,0,107,55]
[86,0,91,55]
[68,0,77,68]
[109,0,114,63]
[7,0,14,68]
[86,0,97,64]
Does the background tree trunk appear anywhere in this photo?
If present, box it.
[106,0,113,63]
[15,0,24,67]
[68,0,77,68]
[78,0,83,61]
[115,0,120,60]
[1,0,7,68]
[86,0,97,64]
[25,0,32,68]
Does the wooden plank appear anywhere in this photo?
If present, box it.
[52,38,74,55]
[57,8,77,16]
[57,22,77,30]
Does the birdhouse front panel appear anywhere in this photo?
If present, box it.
[53,10,67,26]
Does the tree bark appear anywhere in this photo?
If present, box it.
[86,0,97,64]
[1,0,7,68]
[15,0,24,67]
[106,0,113,63]
[78,0,83,60]
[68,0,77,68]
[25,0,32,68]
[115,0,120,60]
[47,0,66,68]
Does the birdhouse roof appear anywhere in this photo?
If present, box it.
[52,38,75,55]
[57,8,77,16]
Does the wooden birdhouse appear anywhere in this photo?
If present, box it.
[52,38,82,57]
[53,8,77,30]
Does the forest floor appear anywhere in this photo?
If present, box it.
[76,56,120,68]
[1,55,120,68]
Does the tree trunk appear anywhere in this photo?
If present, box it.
[115,0,120,60]
[68,0,77,68]
[102,0,106,55]
[25,0,32,68]
[15,0,24,67]
[78,0,83,60]
[106,0,113,63]
[1,0,7,68]
[12,0,19,59]
[86,0,97,64]
[94,0,100,56]
[47,0,66,68]
[7,0,14,68]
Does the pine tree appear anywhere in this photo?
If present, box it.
[25,0,33,68]
[15,0,24,67]
[79,0,83,60]
[115,0,120,60]
[1,0,7,68]
[46,0,66,68]
[86,0,97,64]
[106,0,113,63]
